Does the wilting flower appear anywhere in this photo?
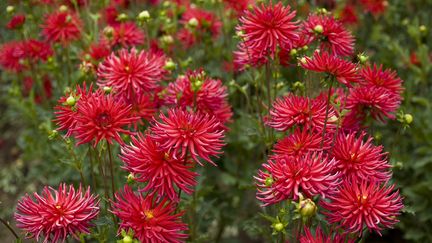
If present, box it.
[151,108,225,165]
[165,69,232,125]
[73,92,137,146]
[97,48,167,98]
[0,41,26,72]
[332,132,391,182]
[41,11,82,44]
[360,64,404,99]
[256,152,340,206]
[15,184,99,243]
[347,86,400,121]
[321,180,403,236]
[301,14,355,56]
[120,134,197,201]
[300,226,354,243]
[266,94,336,132]
[237,2,299,57]
[301,51,361,87]
[272,128,328,158]
[6,14,26,29]
[24,39,53,62]
[103,22,145,48]
[112,186,188,243]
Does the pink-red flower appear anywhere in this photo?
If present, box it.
[42,11,82,44]
[272,128,328,158]
[73,92,138,146]
[360,64,404,99]
[332,132,391,182]
[120,134,197,201]
[301,51,361,87]
[112,186,188,243]
[180,6,222,38]
[301,14,355,56]
[24,39,53,62]
[97,48,167,98]
[237,2,299,57]
[223,0,255,15]
[321,180,403,236]
[256,152,340,206]
[300,226,354,243]
[0,41,26,72]
[103,22,145,48]
[266,93,336,132]
[151,108,225,165]
[6,14,26,29]
[15,184,99,243]
[360,0,388,16]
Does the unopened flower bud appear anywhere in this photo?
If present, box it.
[358,53,369,64]
[6,6,15,14]
[314,24,324,34]
[160,35,174,45]
[300,57,307,64]
[290,48,297,56]
[419,25,427,34]
[127,173,135,184]
[59,5,68,13]
[404,114,413,124]
[164,60,176,71]
[48,130,59,140]
[298,198,317,218]
[265,176,274,186]
[103,86,112,94]
[116,13,128,22]
[122,235,133,243]
[187,17,199,28]
[66,95,76,106]
[103,26,114,39]
[272,222,284,232]
[137,10,150,22]
[236,30,245,38]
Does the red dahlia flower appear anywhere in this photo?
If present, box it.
[120,134,197,201]
[256,152,340,206]
[237,2,299,57]
[360,0,388,16]
[6,14,26,29]
[180,7,222,38]
[73,92,138,146]
[321,180,403,236]
[97,48,167,98]
[266,93,336,132]
[15,184,99,243]
[24,39,53,62]
[0,41,26,72]
[103,22,145,48]
[223,0,255,15]
[360,64,404,98]
[88,42,111,61]
[272,128,328,158]
[42,11,82,44]
[340,5,359,25]
[301,226,354,243]
[151,108,225,165]
[301,51,361,87]
[332,132,391,182]
[112,186,188,243]
[119,92,157,126]
[301,14,355,56]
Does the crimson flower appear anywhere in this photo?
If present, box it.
[88,42,111,61]
[112,186,188,243]
[120,92,157,126]
[266,93,336,132]
[360,0,388,16]
[41,11,82,44]
[24,39,53,62]
[272,128,328,158]
[180,6,222,38]
[151,108,225,165]
[360,64,404,99]
[6,14,26,29]
[301,51,361,87]
[301,14,355,56]
[256,152,340,206]
[15,184,99,243]
[233,42,267,71]
[73,92,138,146]
[340,5,359,25]
[301,226,354,243]
[120,134,197,201]
[237,2,299,57]
[0,41,26,72]
[104,22,145,48]
[97,48,167,98]
[223,0,255,15]
[321,180,403,236]
[332,132,391,182]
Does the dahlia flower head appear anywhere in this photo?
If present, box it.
[237,1,299,58]
[256,152,340,206]
[6,14,26,29]
[15,184,99,243]
[301,13,355,56]
[321,179,403,236]
[151,108,225,166]
[300,226,354,243]
[41,11,82,44]
[119,91,157,127]
[266,93,337,133]
[112,186,188,243]
[97,48,168,98]
[0,41,26,72]
[180,6,222,38]
[165,69,233,126]
[360,0,388,16]
[120,133,197,201]
[101,22,145,48]
[223,0,255,15]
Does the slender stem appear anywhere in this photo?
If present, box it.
[265,58,274,147]
[88,146,97,189]
[143,23,150,49]
[331,88,349,152]
[0,217,19,240]
[106,142,116,199]
[176,153,189,201]
[320,77,334,148]
[64,48,73,85]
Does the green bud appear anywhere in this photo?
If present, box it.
[160,35,174,45]
[358,53,369,64]
[103,26,114,38]
[122,235,133,243]
[313,24,324,34]
[164,60,176,71]
[374,131,382,141]
[117,13,128,22]
[137,10,150,22]
[289,48,297,56]
[127,173,135,184]
[235,30,245,38]
[272,222,284,232]
[59,5,68,13]
[419,25,427,34]
[103,86,113,94]
[6,6,15,14]
[298,198,317,218]
[300,57,307,64]
[187,18,199,28]
[162,1,171,8]
[265,176,274,186]
[404,114,413,124]
[48,130,59,140]
[66,95,76,106]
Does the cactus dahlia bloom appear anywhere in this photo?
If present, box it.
[0,41,26,72]
[120,134,197,201]
[237,1,299,57]
[151,108,225,165]
[300,51,361,87]
[266,94,336,132]
[272,128,329,158]
[301,14,355,56]
[41,11,82,44]
[107,22,145,48]
[360,64,404,99]
[73,92,138,146]
[321,180,403,236]
[97,48,167,98]
[15,184,99,243]
[180,6,222,38]
[332,132,391,182]
[255,152,340,206]
[112,186,188,243]
[300,226,354,243]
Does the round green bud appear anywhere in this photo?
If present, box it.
[161,35,174,45]
[117,13,128,22]
[299,198,317,218]
[358,54,369,64]
[289,48,297,56]
[6,6,15,14]
[300,57,307,64]
[164,60,176,71]
[187,18,199,28]
[127,173,135,184]
[419,25,427,34]
[103,26,114,38]
[59,5,68,13]
[66,95,76,106]
[103,86,112,94]
[404,114,413,124]
[265,176,274,186]
[123,235,133,243]
[313,24,324,34]
[273,222,284,232]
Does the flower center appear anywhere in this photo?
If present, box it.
[96,112,112,127]
[144,210,154,219]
